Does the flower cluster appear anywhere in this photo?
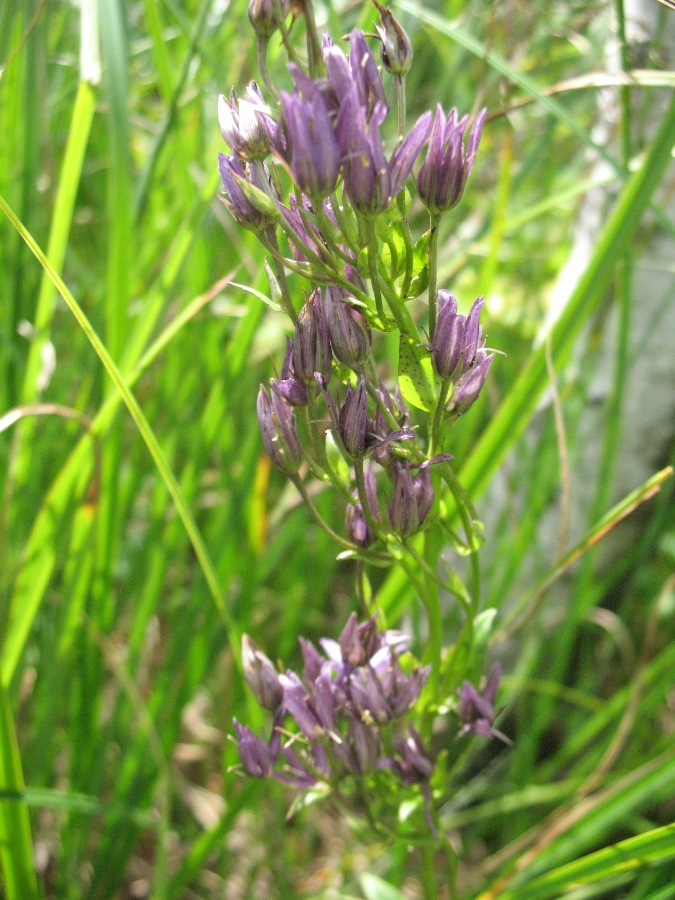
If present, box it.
[220,0,508,836]
[217,5,492,557]
[234,615,434,789]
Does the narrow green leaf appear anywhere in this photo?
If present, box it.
[0,682,38,900]
[497,822,675,900]
[360,872,407,900]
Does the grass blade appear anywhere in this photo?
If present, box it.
[0,681,38,900]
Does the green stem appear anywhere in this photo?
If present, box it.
[271,0,302,68]
[267,231,297,322]
[366,218,386,321]
[427,213,441,339]
[305,392,354,504]
[376,266,417,335]
[422,530,443,679]
[329,192,356,252]
[256,37,278,101]
[302,0,323,78]
[420,840,436,900]
[395,74,406,139]
[431,378,451,456]
[396,192,414,299]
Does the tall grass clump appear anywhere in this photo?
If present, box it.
[1,0,675,897]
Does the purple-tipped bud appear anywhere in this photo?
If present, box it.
[457,663,503,739]
[218,153,278,233]
[257,385,303,474]
[418,105,486,214]
[242,635,284,711]
[279,88,341,199]
[248,0,282,37]
[451,354,494,415]
[218,83,274,161]
[349,665,392,724]
[324,286,371,370]
[413,463,435,525]
[389,462,419,536]
[431,291,464,380]
[293,290,332,384]
[463,296,484,369]
[272,338,308,407]
[338,376,370,459]
[345,465,379,547]
[373,1,413,76]
[233,719,278,777]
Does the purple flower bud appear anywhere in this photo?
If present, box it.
[276,745,320,787]
[272,338,308,407]
[430,291,465,380]
[218,83,274,161]
[346,720,381,774]
[463,296,484,369]
[233,719,278,777]
[344,465,379,547]
[218,153,277,233]
[278,87,341,199]
[338,376,370,459]
[257,385,303,474]
[457,663,506,740]
[248,0,282,37]
[373,1,413,76]
[451,354,494,415]
[418,105,486,214]
[413,463,435,525]
[389,462,419,536]
[293,290,332,384]
[242,635,284,711]
[324,286,371,370]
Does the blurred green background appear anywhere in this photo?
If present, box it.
[1,0,675,896]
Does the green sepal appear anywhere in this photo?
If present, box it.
[325,429,351,490]
[232,173,281,221]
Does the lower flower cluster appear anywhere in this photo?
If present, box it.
[234,614,434,789]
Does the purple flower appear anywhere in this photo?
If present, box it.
[418,105,486,214]
[340,93,432,216]
[257,385,303,474]
[278,80,341,199]
[279,671,323,741]
[218,82,274,161]
[242,635,284,711]
[389,725,434,784]
[233,719,279,777]
[457,663,509,743]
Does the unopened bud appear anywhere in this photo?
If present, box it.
[324,286,371,370]
[248,0,281,38]
[373,1,413,76]
[242,635,284,710]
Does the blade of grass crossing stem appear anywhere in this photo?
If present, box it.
[0,193,241,668]
[493,822,675,900]
[0,681,38,900]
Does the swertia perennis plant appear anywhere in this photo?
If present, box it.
[219,0,504,869]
